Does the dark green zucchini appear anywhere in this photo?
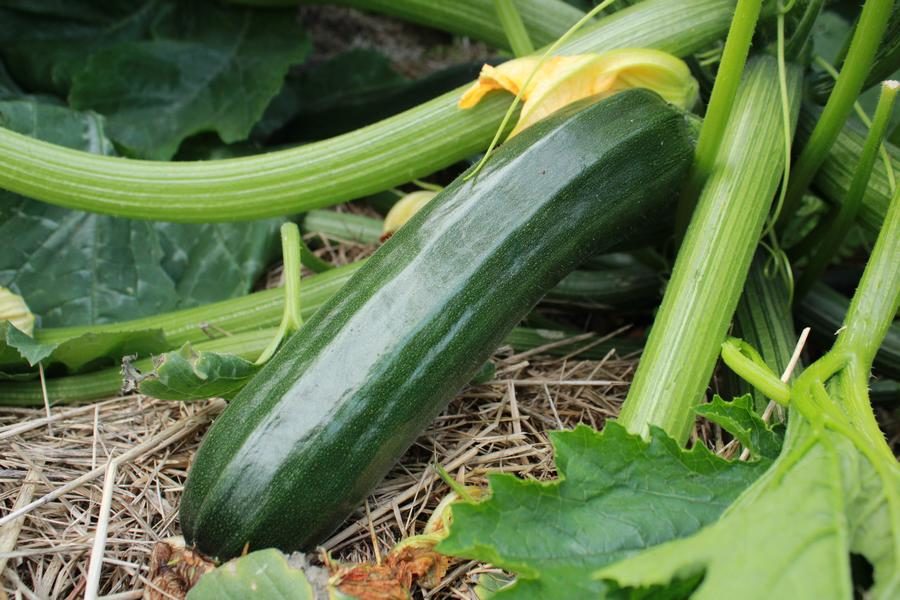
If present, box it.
[180,89,695,559]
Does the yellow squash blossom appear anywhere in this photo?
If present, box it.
[459,48,698,137]
[0,286,35,336]
[381,190,437,240]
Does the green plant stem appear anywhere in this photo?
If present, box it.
[795,81,898,302]
[493,0,535,56]
[254,224,304,365]
[674,0,764,235]
[797,283,900,379]
[811,56,896,198]
[804,105,898,233]
[783,0,825,59]
[721,338,791,405]
[302,210,383,244]
[618,57,802,444]
[1,261,654,372]
[0,330,274,407]
[812,4,900,100]
[24,262,364,356]
[776,0,894,233]
[296,0,584,50]
[829,184,900,456]
[0,0,740,222]
[835,186,900,370]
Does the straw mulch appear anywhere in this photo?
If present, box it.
[0,337,657,599]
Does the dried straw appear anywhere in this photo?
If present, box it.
[1,337,649,598]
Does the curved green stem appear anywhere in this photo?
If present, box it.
[776,0,894,233]
[834,183,900,370]
[0,0,741,222]
[256,224,303,365]
[21,262,364,359]
[295,0,584,51]
[0,326,641,406]
[721,338,792,405]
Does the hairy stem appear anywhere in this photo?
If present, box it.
[675,0,764,235]
[618,57,802,444]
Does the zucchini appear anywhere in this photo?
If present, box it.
[180,90,695,559]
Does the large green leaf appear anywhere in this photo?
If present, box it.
[187,549,316,600]
[0,93,281,328]
[0,321,168,374]
[253,47,405,141]
[68,1,310,159]
[0,0,309,159]
[595,422,900,599]
[438,421,772,599]
[0,1,157,95]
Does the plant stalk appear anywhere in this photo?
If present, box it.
[493,0,535,56]
[795,81,898,302]
[254,223,304,365]
[674,0,764,235]
[835,186,900,370]
[618,57,802,444]
[776,0,894,233]
[0,327,642,406]
[296,0,584,50]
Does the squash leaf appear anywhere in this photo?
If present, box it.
[187,549,316,600]
[595,422,900,599]
[68,2,310,159]
[696,394,784,460]
[438,421,772,598]
[0,0,310,159]
[0,321,169,374]
[0,95,282,329]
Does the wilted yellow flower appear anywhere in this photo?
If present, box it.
[459,49,698,137]
[382,191,437,240]
[0,286,35,336]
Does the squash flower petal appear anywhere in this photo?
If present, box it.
[381,191,437,240]
[0,286,35,336]
[459,49,698,137]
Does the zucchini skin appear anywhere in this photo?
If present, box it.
[180,89,694,559]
